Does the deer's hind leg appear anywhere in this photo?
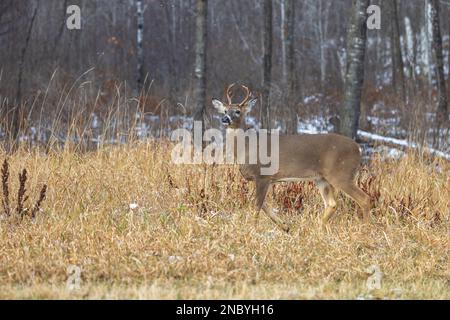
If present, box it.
[339,183,371,222]
[255,179,290,233]
[316,179,337,224]
[327,172,371,223]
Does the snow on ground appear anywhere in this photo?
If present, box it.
[13,112,449,161]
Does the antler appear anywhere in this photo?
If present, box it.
[225,83,235,105]
[224,84,251,106]
[238,85,252,107]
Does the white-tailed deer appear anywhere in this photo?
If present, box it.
[212,84,371,232]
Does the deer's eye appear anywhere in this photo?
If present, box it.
[235,110,241,115]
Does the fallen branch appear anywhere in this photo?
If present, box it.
[358,130,450,161]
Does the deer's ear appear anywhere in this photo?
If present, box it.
[212,99,227,114]
[245,98,258,113]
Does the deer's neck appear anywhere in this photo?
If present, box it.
[230,117,252,130]
[225,118,256,163]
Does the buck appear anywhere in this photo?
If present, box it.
[212,84,371,232]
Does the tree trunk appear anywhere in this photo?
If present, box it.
[429,0,448,144]
[318,0,330,90]
[404,16,417,93]
[285,0,297,134]
[424,1,433,95]
[262,0,273,130]
[164,2,179,98]
[339,0,369,139]
[52,0,68,64]
[13,2,39,143]
[193,0,208,130]
[136,0,144,94]
[280,0,287,85]
[389,0,406,105]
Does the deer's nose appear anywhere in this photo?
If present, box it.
[221,115,231,125]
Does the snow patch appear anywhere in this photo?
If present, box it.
[358,130,450,160]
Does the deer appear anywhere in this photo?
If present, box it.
[212,84,371,233]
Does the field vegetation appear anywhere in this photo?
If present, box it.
[0,141,448,299]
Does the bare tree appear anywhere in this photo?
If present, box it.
[318,0,331,89]
[164,1,180,98]
[280,0,287,85]
[285,0,297,134]
[0,0,16,37]
[13,1,39,143]
[52,0,69,64]
[404,15,417,94]
[339,0,370,139]
[193,0,208,130]
[389,0,406,105]
[423,1,433,94]
[261,0,273,129]
[136,0,144,93]
[429,0,448,146]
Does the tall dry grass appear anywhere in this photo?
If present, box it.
[0,141,448,299]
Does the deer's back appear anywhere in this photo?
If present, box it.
[275,133,362,180]
[237,133,361,181]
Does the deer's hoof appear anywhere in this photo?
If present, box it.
[281,223,290,233]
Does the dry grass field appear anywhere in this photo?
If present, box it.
[0,141,448,299]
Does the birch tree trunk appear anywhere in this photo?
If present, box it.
[262,0,273,129]
[136,0,145,94]
[429,0,448,144]
[193,0,208,130]
[424,1,433,92]
[404,16,416,91]
[136,0,144,93]
[339,0,370,139]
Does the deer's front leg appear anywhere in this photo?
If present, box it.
[255,180,290,233]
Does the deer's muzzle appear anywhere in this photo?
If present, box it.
[221,115,231,126]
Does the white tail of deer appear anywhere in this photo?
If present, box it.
[212,84,372,232]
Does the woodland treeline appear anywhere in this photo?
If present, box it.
[0,0,449,148]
